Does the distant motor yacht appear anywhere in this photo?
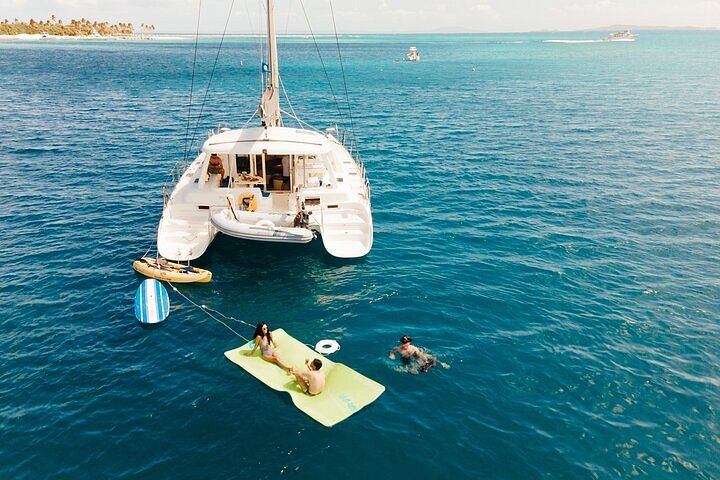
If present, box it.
[606,30,636,42]
[405,46,420,61]
[156,0,373,260]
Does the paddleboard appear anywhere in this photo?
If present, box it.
[134,279,170,324]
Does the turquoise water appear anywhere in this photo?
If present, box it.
[1,31,719,478]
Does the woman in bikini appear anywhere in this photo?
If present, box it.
[247,322,291,373]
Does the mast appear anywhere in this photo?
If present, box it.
[260,0,282,127]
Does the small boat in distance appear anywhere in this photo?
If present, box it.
[606,30,636,42]
[405,46,420,61]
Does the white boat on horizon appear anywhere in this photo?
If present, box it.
[405,46,420,61]
[606,30,636,42]
[156,0,373,260]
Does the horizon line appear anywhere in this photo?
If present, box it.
[153,26,720,35]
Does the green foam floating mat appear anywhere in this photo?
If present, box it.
[224,329,385,427]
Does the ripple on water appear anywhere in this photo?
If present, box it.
[1,33,720,479]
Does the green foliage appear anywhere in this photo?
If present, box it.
[0,17,151,36]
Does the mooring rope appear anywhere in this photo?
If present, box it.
[166,281,251,342]
[201,304,256,329]
[161,280,327,353]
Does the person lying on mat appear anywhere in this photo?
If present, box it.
[291,358,325,395]
[389,335,437,374]
[246,322,291,373]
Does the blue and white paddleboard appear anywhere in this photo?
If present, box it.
[134,279,170,324]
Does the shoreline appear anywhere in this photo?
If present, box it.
[0,33,189,41]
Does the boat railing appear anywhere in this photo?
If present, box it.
[162,123,224,206]
[318,201,325,229]
[339,129,371,203]
[162,161,189,207]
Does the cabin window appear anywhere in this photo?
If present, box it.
[254,155,263,177]
[235,155,251,174]
[265,154,291,191]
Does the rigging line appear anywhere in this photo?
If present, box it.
[186,0,237,156]
[241,107,259,128]
[183,0,203,164]
[298,0,346,132]
[279,77,299,126]
[166,281,250,341]
[283,0,292,35]
[280,109,325,134]
[329,0,356,143]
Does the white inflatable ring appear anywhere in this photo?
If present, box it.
[315,339,340,354]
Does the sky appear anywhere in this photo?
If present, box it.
[2,0,720,33]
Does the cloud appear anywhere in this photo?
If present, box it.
[471,1,494,13]
[55,0,97,6]
[3,0,720,32]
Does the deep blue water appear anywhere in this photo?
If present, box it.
[1,31,719,479]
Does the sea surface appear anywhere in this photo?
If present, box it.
[1,30,719,479]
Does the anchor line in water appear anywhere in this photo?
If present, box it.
[165,281,322,352]
[166,280,252,342]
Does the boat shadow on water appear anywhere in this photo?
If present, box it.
[205,233,368,273]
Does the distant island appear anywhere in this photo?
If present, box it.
[0,17,156,37]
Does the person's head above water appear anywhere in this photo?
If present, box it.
[400,335,412,345]
[254,322,271,339]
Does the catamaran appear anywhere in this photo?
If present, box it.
[156,0,373,260]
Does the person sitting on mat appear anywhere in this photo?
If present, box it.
[291,358,325,395]
[246,322,291,373]
[389,335,437,374]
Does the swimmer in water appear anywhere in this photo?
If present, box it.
[388,335,438,374]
